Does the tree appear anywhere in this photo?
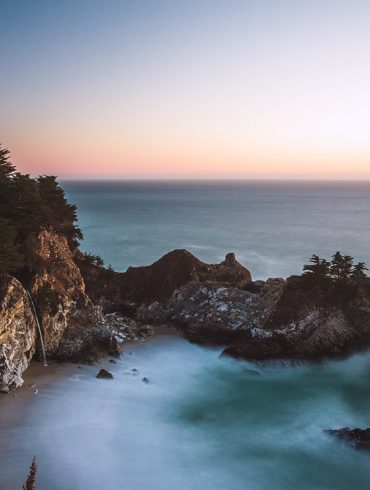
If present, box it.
[0,144,16,182]
[37,175,83,248]
[0,218,24,273]
[330,251,353,282]
[351,262,368,281]
[303,254,330,278]
[23,456,37,490]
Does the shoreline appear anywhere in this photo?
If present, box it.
[0,325,180,431]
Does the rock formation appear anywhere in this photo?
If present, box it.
[0,274,37,391]
[326,428,370,450]
[138,268,370,362]
[0,230,119,391]
[81,249,252,313]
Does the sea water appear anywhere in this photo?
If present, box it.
[2,336,370,489]
[2,181,370,489]
[63,180,370,279]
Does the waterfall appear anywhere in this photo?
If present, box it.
[26,290,48,367]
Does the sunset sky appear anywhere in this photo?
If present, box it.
[1,0,370,179]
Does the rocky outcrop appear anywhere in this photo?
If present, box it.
[138,278,285,344]
[0,274,37,391]
[30,230,117,361]
[326,428,370,450]
[138,270,370,362]
[80,250,252,313]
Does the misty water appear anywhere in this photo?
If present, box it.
[2,181,370,489]
[2,336,370,489]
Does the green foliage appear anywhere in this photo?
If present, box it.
[303,251,368,284]
[79,252,105,268]
[0,144,83,275]
[23,456,37,490]
[0,218,24,272]
[303,255,330,278]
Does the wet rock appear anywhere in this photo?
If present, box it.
[326,428,370,450]
[96,368,114,379]
[108,359,117,364]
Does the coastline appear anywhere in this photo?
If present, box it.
[0,325,179,431]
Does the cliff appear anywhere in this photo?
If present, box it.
[0,230,119,391]
[80,250,252,313]
[0,274,37,391]
[2,239,370,392]
[139,271,370,362]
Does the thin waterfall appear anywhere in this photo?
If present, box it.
[26,290,48,367]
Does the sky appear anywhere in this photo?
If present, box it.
[1,0,370,179]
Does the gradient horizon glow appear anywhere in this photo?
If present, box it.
[1,0,370,179]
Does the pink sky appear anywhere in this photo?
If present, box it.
[2,0,370,179]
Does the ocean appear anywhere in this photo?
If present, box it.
[63,180,370,279]
[2,180,370,489]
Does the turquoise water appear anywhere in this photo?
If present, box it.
[2,181,370,489]
[63,181,370,279]
[2,336,370,489]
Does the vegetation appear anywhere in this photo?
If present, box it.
[0,144,82,275]
[303,251,368,283]
[23,456,37,490]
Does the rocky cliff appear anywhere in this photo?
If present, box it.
[29,230,118,361]
[138,269,370,362]
[80,250,252,314]
[2,241,370,391]
[0,274,37,391]
[0,230,119,391]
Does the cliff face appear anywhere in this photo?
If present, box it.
[0,274,37,391]
[30,230,118,361]
[0,230,119,391]
[81,250,252,313]
[138,270,370,362]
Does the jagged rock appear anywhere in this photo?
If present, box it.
[326,428,370,450]
[80,249,252,312]
[29,230,118,363]
[138,278,285,344]
[0,274,37,391]
[96,368,113,379]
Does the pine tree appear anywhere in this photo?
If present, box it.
[329,251,353,282]
[37,175,83,247]
[303,255,330,278]
[351,262,368,281]
[0,218,24,273]
[23,456,37,490]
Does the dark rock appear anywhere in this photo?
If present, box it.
[108,350,120,358]
[326,428,370,450]
[142,377,149,383]
[108,359,117,364]
[80,249,252,312]
[96,368,114,379]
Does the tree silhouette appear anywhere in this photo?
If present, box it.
[330,251,353,282]
[23,456,37,490]
[303,254,330,279]
[351,262,368,281]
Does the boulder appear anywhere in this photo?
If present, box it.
[326,428,370,450]
[96,368,113,379]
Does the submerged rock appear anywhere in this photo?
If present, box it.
[326,428,370,450]
[96,368,114,379]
